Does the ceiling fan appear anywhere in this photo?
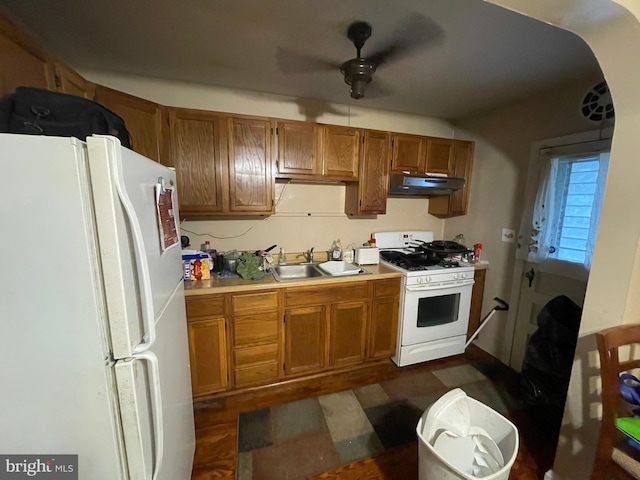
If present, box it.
[276,14,444,100]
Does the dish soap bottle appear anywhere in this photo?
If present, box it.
[331,239,343,261]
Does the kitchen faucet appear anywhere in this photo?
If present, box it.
[305,247,314,263]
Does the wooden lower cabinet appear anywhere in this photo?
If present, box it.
[187,317,228,396]
[231,290,282,388]
[329,301,368,367]
[284,282,370,377]
[369,279,401,359]
[185,277,402,398]
[467,268,487,339]
[284,305,327,376]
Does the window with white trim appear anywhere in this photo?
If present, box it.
[549,155,606,263]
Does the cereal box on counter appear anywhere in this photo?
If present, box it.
[181,251,211,281]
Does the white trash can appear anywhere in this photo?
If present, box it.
[416,388,519,480]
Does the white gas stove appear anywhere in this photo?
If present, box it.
[373,231,475,366]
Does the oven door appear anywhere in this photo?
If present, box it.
[401,281,473,346]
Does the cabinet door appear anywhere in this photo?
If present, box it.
[369,279,400,359]
[448,140,474,215]
[187,317,228,396]
[428,139,475,218]
[329,301,368,367]
[284,306,327,376]
[276,120,319,176]
[425,137,453,175]
[467,268,486,339]
[390,134,426,174]
[95,85,163,162]
[0,28,54,97]
[370,296,400,359]
[54,63,94,99]
[227,116,274,214]
[167,108,227,214]
[320,125,360,179]
[346,130,390,215]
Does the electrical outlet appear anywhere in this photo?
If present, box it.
[502,228,516,243]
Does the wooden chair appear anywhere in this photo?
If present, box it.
[592,324,640,479]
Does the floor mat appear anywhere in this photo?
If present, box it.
[236,362,521,480]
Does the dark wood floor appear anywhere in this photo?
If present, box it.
[190,346,556,480]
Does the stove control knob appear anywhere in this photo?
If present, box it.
[425,276,432,283]
[453,273,460,280]
[459,272,467,279]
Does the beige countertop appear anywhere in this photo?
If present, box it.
[183,262,402,296]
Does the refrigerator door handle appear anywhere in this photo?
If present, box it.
[112,154,156,353]
[137,351,164,480]
[116,351,165,480]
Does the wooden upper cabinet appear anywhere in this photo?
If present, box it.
[428,139,475,218]
[390,133,426,174]
[425,137,453,175]
[345,130,391,216]
[167,108,227,215]
[227,115,274,214]
[54,63,94,99]
[95,85,163,162]
[320,125,360,179]
[166,110,275,217]
[276,120,319,176]
[0,20,54,97]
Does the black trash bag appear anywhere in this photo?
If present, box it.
[520,295,582,437]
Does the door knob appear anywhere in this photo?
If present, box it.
[524,268,535,288]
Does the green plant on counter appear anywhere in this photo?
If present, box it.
[237,251,265,280]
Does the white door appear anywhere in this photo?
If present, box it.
[87,135,183,358]
[509,260,586,370]
[508,133,610,370]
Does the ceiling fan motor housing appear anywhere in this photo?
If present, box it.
[340,58,376,99]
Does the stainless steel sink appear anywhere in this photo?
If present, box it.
[271,262,371,282]
[272,263,324,281]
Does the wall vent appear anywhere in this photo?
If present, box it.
[581,81,614,122]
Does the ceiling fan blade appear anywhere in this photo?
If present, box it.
[366,13,445,66]
[276,47,339,75]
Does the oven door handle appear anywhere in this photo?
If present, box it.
[406,280,474,292]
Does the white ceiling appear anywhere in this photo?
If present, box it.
[0,0,601,120]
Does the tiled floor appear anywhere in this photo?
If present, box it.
[237,361,525,480]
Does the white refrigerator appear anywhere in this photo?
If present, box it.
[0,134,196,479]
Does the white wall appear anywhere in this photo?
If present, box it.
[486,1,640,478]
[82,70,453,252]
[444,73,605,363]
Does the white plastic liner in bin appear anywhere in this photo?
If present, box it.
[416,388,519,480]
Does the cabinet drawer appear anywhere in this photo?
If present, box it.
[234,343,279,366]
[233,343,278,367]
[286,283,369,307]
[186,295,225,319]
[374,279,401,297]
[232,291,279,314]
[234,361,279,387]
[234,312,279,346]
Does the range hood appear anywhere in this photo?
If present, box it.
[388,173,465,196]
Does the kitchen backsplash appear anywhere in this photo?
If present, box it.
[180,183,444,254]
